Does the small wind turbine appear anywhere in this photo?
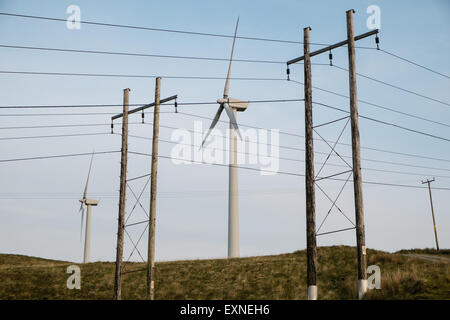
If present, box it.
[78,152,99,263]
[201,17,248,258]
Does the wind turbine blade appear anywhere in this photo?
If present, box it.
[82,151,94,199]
[80,205,85,242]
[223,103,242,140]
[201,105,224,148]
[223,17,239,98]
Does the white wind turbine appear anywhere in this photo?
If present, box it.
[78,152,99,263]
[201,17,248,258]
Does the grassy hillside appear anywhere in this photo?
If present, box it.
[0,246,448,300]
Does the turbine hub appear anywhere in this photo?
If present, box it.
[217,98,248,112]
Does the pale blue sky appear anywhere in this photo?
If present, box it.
[0,0,449,262]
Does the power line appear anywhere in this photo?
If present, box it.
[2,118,450,172]
[312,101,450,143]
[127,133,450,179]
[0,112,122,116]
[0,98,303,109]
[288,79,450,128]
[0,69,286,81]
[2,127,450,173]
[0,122,140,130]
[0,98,304,109]
[380,49,450,80]
[2,67,448,132]
[0,103,150,109]
[175,111,450,164]
[141,124,450,172]
[1,103,449,165]
[0,12,336,47]
[0,132,110,141]
[0,111,174,116]
[332,64,450,107]
[128,151,450,191]
[0,150,119,163]
[0,44,328,66]
[0,145,449,190]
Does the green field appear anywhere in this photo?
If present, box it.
[1,246,449,300]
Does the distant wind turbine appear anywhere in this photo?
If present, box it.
[201,17,249,258]
[78,152,99,263]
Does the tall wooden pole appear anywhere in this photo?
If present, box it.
[422,179,439,251]
[304,26,318,300]
[346,9,367,300]
[147,77,161,300]
[113,88,130,300]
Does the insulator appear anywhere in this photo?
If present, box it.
[329,51,333,66]
[375,35,380,50]
[286,67,290,80]
[175,99,178,113]
[111,122,114,134]
[141,110,145,123]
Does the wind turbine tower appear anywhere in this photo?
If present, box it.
[202,18,248,258]
[78,153,99,263]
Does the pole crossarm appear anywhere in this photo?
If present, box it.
[287,29,378,65]
[125,219,149,228]
[315,169,353,182]
[127,173,152,182]
[316,226,356,237]
[111,94,177,120]
[313,116,350,129]
[421,178,435,184]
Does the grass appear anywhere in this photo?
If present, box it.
[0,246,448,300]
[396,248,450,258]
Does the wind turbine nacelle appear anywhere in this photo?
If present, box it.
[217,98,248,112]
[85,198,99,206]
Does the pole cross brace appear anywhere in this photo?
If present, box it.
[315,169,353,182]
[316,226,356,237]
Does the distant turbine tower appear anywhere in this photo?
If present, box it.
[201,17,248,258]
[78,152,99,263]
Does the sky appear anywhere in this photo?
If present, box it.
[0,0,449,263]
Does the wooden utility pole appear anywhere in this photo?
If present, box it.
[346,9,367,300]
[147,77,161,300]
[113,88,130,300]
[110,84,176,300]
[287,9,377,301]
[303,26,318,301]
[422,178,439,251]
